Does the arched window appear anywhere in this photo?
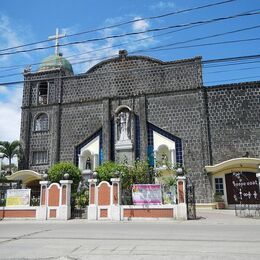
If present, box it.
[34,113,48,131]
[38,82,48,105]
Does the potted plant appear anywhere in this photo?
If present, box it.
[214,192,225,209]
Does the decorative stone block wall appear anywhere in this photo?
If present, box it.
[20,53,260,205]
[206,82,260,164]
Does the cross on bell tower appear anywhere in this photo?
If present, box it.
[48,28,66,55]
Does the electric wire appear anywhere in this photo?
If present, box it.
[1,53,260,86]
[0,23,260,77]
[0,0,236,53]
[0,9,259,57]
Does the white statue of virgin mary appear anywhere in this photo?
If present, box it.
[118,111,130,141]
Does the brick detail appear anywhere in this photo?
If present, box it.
[0,210,36,218]
[49,209,57,218]
[90,184,95,204]
[123,209,173,218]
[113,183,118,205]
[48,185,60,206]
[41,186,46,205]
[61,185,67,205]
[98,182,111,206]
[178,181,184,203]
[100,209,108,218]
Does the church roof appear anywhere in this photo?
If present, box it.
[38,54,73,73]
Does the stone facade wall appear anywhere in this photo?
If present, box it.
[206,82,260,164]
[20,53,260,203]
[61,56,202,104]
[147,90,212,203]
[59,102,103,162]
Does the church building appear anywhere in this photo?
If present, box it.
[17,47,260,207]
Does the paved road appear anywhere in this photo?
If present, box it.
[0,210,259,260]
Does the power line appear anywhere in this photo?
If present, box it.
[206,65,260,74]
[0,34,260,78]
[1,53,260,86]
[130,25,260,54]
[204,60,260,68]
[0,0,236,53]
[1,34,260,79]
[0,9,259,57]
[0,24,202,71]
[0,21,259,75]
[204,76,260,84]
[135,37,260,53]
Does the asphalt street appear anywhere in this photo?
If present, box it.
[0,210,259,260]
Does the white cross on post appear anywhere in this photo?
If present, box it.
[48,28,66,55]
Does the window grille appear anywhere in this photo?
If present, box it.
[38,82,48,105]
[32,151,48,165]
[35,113,48,131]
[215,178,224,195]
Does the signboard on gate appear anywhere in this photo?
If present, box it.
[225,172,259,204]
[6,189,31,207]
[132,184,162,205]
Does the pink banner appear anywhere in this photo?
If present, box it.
[132,184,162,205]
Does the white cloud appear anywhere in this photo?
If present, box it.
[0,86,8,94]
[150,1,175,10]
[132,17,149,31]
[0,87,22,141]
[0,14,32,63]
[60,16,156,73]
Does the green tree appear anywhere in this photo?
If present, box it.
[96,160,152,204]
[0,140,20,174]
[48,162,81,194]
[95,161,126,183]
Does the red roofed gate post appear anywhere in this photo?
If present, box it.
[110,178,121,220]
[37,180,50,220]
[176,176,188,220]
[87,178,98,220]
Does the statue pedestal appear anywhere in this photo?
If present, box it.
[115,140,133,164]
[82,169,93,182]
[115,140,133,150]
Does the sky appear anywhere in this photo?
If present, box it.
[0,0,260,143]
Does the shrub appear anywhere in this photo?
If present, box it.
[95,161,126,183]
[96,160,153,204]
[48,162,81,194]
[75,190,89,208]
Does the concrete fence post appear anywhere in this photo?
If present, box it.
[59,180,73,220]
[87,178,98,220]
[37,181,50,220]
[176,176,187,220]
[110,178,121,220]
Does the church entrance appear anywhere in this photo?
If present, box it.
[225,172,259,205]
[205,158,260,209]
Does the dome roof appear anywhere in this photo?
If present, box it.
[38,54,73,73]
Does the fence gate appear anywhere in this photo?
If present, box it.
[186,178,196,220]
[230,172,260,218]
[71,207,87,219]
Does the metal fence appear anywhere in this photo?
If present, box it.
[186,178,196,220]
[235,203,260,218]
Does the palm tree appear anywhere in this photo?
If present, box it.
[0,140,20,174]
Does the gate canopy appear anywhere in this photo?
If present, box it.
[205,158,260,175]
[6,170,42,185]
